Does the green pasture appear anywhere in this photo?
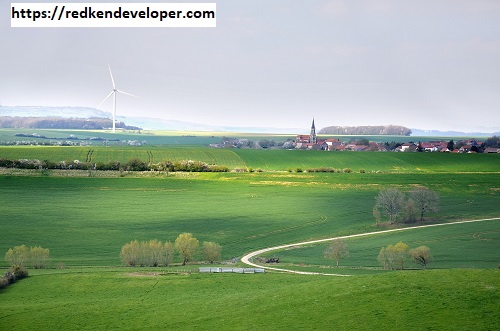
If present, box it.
[0,268,498,330]
[0,127,490,146]
[1,145,499,172]
[1,172,499,267]
[268,220,500,271]
[1,142,499,330]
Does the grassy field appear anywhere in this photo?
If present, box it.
[0,268,498,330]
[0,141,499,330]
[1,145,499,172]
[0,171,499,267]
[265,219,500,271]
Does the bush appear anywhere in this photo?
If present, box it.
[12,265,28,280]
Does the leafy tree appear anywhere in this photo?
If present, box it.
[386,242,410,270]
[148,239,164,267]
[120,240,140,266]
[375,188,405,223]
[162,241,175,266]
[324,239,349,267]
[203,241,221,264]
[29,246,50,269]
[410,187,440,221]
[409,246,432,269]
[377,247,388,269]
[447,139,454,151]
[5,244,29,267]
[175,233,199,265]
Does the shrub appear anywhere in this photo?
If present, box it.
[12,265,28,280]
[0,276,8,290]
[295,167,303,173]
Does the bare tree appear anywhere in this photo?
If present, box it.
[324,239,349,267]
[175,233,199,265]
[203,242,221,264]
[375,188,405,223]
[409,246,432,269]
[410,187,440,221]
[148,239,163,267]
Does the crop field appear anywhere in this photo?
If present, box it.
[0,139,499,330]
[1,145,499,172]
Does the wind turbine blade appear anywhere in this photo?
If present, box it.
[116,89,139,98]
[108,64,116,89]
[97,91,114,108]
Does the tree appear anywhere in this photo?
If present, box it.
[162,241,174,266]
[373,206,381,225]
[375,188,405,223]
[447,140,454,151]
[324,239,349,267]
[403,198,418,223]
[175,233,199,265]
[5,244,29,267]
[148,239,164,267]
[409,246,432,269]
[410,187,439,221]
[120,240,140,266]
[377,247,388,269]
[203,242,221,264]
[386,242,409,270]
[29,246,50,269]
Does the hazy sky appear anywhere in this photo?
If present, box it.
[1,0,500,132]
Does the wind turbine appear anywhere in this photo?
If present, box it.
[98,65,138,133]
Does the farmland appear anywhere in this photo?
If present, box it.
[0,131,499,330]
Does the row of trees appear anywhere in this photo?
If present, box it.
[323,239,431,270]
[0,158,230,173]
[378,242,432,270]
[374,187,439,224]
[120,233,222,267]
[4,245,51,269]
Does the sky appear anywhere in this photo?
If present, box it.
[1,0,500,132]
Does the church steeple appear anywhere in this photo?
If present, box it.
[310,118,317,144]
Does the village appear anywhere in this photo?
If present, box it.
[212,120,500,153]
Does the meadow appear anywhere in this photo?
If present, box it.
[0,131,499,330]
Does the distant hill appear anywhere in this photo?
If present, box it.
[0,116,141,130]
[319,125,412,136]
[0,106,111,118]
[410,128,500,137]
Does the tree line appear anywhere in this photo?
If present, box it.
[120,233,222,267]
[373,187,439,224]
[324,239,431,270]
[2,245,51,291]
[0,116,141,130]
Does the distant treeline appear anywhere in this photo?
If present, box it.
[0,116,141,130]
[319,125,412,136]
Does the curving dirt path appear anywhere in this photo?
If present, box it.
[240,217,500,276]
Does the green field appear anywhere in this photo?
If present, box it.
[1,145,499,172]
[1,269,498,330]
[0,137,499,330]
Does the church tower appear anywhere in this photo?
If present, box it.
[310,118,317,144]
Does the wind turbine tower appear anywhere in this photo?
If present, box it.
[98,65,138,133]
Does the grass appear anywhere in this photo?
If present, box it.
[266,219,500,271]
[0,172,498,267]
[0,268,498,330]
[0,141,499,330]
[1,145,499,172]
